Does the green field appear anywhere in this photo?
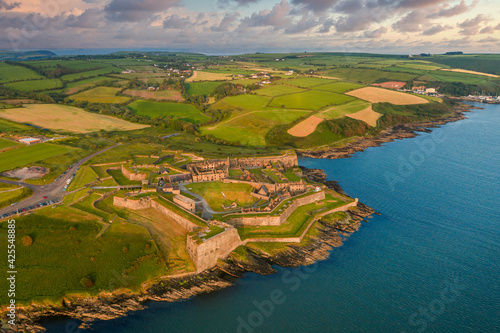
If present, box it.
[313,81,365,93]
[67,165,99,191]
[223,94,272,110]
[185,81,225,96]
[5,79,63,91]
[326,68,417,84]
[61,67,122,82]
[269,90,354,110]
[0,63,44,83]
[65,76,117,89]
[187,181,258,210]
[0,138,20,149]
[255,85,306,97]
[277,77,336,88]
[0,143,77,172]
[0,212,166,303]
[0,186,33,209]
[69,87,131,104]
[201,109,310,146]
[107,169,142,186]
[128,100,210,124]
[418,70,494,85]
[318,99,371,119]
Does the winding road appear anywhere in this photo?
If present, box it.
[0,143,121,218]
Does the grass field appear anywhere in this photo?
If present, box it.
[0,143,77,172]
[254,85,306,97]
[318,99,371,119]
[439,68,498,78]
[123,89,184,102]
[5,79,63,91]
[287,115,324,137]
[313,81,365,93]
[65,76,118,94]
[0,104,148,133]
[201,109,310,146]
[237,194,349,240]
[277,77,336,88]
[186,71,232,82]
[0,212,166,303]
[187,182,258,210]
[107,169,142,186]
[326,68,417,84]
[269,90,354,110]
[69,87,131,104]
[346,106,382,126]
[60,67,122,82]
[346,87,429,105]
[224,94,272,110]
[185,81,225,96]
[0,186,33,209]
[128,100,210,124]
[0,138,21,150]
[0,63,43,83]
[67,165,99,191]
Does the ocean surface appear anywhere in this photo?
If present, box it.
[44,103,499,333]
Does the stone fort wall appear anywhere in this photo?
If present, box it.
[226,191,325,227]
[121,164,148,181]
[187,228,243,272]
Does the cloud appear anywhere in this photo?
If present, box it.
[364,26,387,38]
[398,0,448,9]
[211,12,240,32]
[422,24,451,35]
[105,0,181,22]
[392,10,427,32]
[0,0,19,10]
[427,0,478,18]
[163,14,192,29]
[291,0,340,13]
[335,0,363,13]
[457,14,489,35]
[217,0,261,7]
[479,26,495,34]
[284,14,320,34]
[65,8,103,29]
[240,0,291,29]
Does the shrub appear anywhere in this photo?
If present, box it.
[80,276,94,288]
[22,235,33,246]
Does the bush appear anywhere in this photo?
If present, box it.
[22,235,33,246]
[80,276,94,288]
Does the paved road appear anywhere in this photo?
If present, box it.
[0,143,121,218]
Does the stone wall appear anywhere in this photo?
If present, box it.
[113,196,152,210]
[121,164,148,181]
[187,228,243,272]
[151,200,199,232]
[226,191,325,226]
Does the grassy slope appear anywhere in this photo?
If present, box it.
[128,100,210,124]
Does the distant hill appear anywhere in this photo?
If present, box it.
[0,50,56,61]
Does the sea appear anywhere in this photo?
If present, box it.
[43,102,500,333]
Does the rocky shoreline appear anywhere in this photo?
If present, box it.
[298,103,474,160]
[7,169,374,333]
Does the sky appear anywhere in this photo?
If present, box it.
[1,0,499,54]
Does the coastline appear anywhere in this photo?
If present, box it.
[7,169,374,333]
[4,103,473,333]
[298,103,474,160]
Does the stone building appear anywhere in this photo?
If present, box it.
[174,194,196,213]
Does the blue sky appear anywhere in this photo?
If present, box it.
[1,0,499,54]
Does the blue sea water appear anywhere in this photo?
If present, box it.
[45,103,499,333]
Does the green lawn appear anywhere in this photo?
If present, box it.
[255,85,306,97]
[326,68,417,84]
[188,181,258,210]
[0,143,77,173]
[318,99,371,119]
[237,194,349,240]
[107,169,143,186]
[0,212,165,304]
[5,79,63,91]
[0,187,33,209]
[61,67,122,82]
[200,109,310,146]
[278,77,337,88]
[67,165,99,191]
[185,81,225,96]
[223,94,272,110]
[128,100,210,124]
[69,87,131,104]
[0,63,43,83]
[269,90,354,110]
[313,81,365,93]
[72,193,113,221]
[0,138,20,149]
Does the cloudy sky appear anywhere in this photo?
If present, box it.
[1,0,499,54]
